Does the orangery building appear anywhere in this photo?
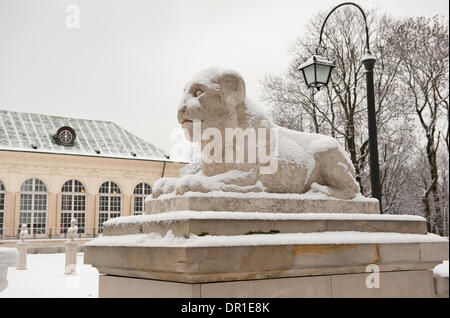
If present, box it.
[0,109,185,239]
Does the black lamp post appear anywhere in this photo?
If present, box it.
[298,2,382,212]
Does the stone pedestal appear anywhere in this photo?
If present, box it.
[145,192,380,215]
[16,241,28,270]
[434,276,449,297]
[84,193,449,298]
[97,269,437,298]
[65,219,78,274]
[65,241,78,275]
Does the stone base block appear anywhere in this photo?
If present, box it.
[98,269,437,298]
[145,193,380,215]
[16,243,27,270]
[434,276,449,297]
[85,240,448,284]
[65,242,78,274]
[104,212,427,237]
[85,195,447,299]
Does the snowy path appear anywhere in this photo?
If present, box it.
[0,253,98,298]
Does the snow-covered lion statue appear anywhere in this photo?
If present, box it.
[152,67,360,200]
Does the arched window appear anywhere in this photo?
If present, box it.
[98,181,121,232]
[0,180,5,235]
[61,180,86,234]
[133,183,152,215]
[20,178,48,235]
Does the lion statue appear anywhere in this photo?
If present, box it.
[152,67,360,200]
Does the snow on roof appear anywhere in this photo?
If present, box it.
[0,109,168,161]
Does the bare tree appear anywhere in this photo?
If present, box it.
[261,8,407,198]
[260,8,449,233]
[393,16,449,234]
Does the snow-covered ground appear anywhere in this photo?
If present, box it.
[0,253,98,298]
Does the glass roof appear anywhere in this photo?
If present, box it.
[0,109,167,161]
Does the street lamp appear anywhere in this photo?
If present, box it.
[299,54,335,91]
[299,2,382,212]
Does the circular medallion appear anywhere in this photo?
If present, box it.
[55,126,76,146]
[59,130,73,144]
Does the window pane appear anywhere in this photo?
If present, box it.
[110,182,120,194]
[19,212,32,230]
[74,212,85,233]
[20,194,32,211]
[134,197,143,212]
[20,179,48,234]
[62,195,72,211]
[99,196,108,211]
[143,183,152,195]
[134,183,142,195]
[133,183,150,215]
[74,195,85,211]
[0,212,3,235]
[61,212,85,234]
[60,212,71,233]
[74,180,84,193]
[98,181,122,231]
[34,194,47,211]
[33,212,46,234]
[62,181,73,193]
[0,193,4,211]
[110,213,120,219]
[34,179,47,192]
[99,182,109,194]
[21,179,33,192]
[98,213,109,232]
[110,196,121,212]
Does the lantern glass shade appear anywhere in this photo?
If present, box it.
[298,55,335,90]
[301,64,316,87]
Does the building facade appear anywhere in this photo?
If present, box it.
[0,109,185,238]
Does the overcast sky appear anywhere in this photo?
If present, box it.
[0,0,448,155]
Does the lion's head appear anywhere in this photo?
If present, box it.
[177,67,246,141]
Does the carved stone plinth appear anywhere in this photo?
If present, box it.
[65,241,78,275]
[85,195,448,298]
[103,212,427,237]
[145,192,380,215]
[16,241,28,270]
[97,269,437,298]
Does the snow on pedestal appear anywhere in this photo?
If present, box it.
[433,260,449,297]
[16,224,28,270]
[0,248,18,292]
[433,261,449,278]
[65,218,78,275]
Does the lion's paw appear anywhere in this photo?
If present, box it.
[152,177,177,199]
[309,182,331,196]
